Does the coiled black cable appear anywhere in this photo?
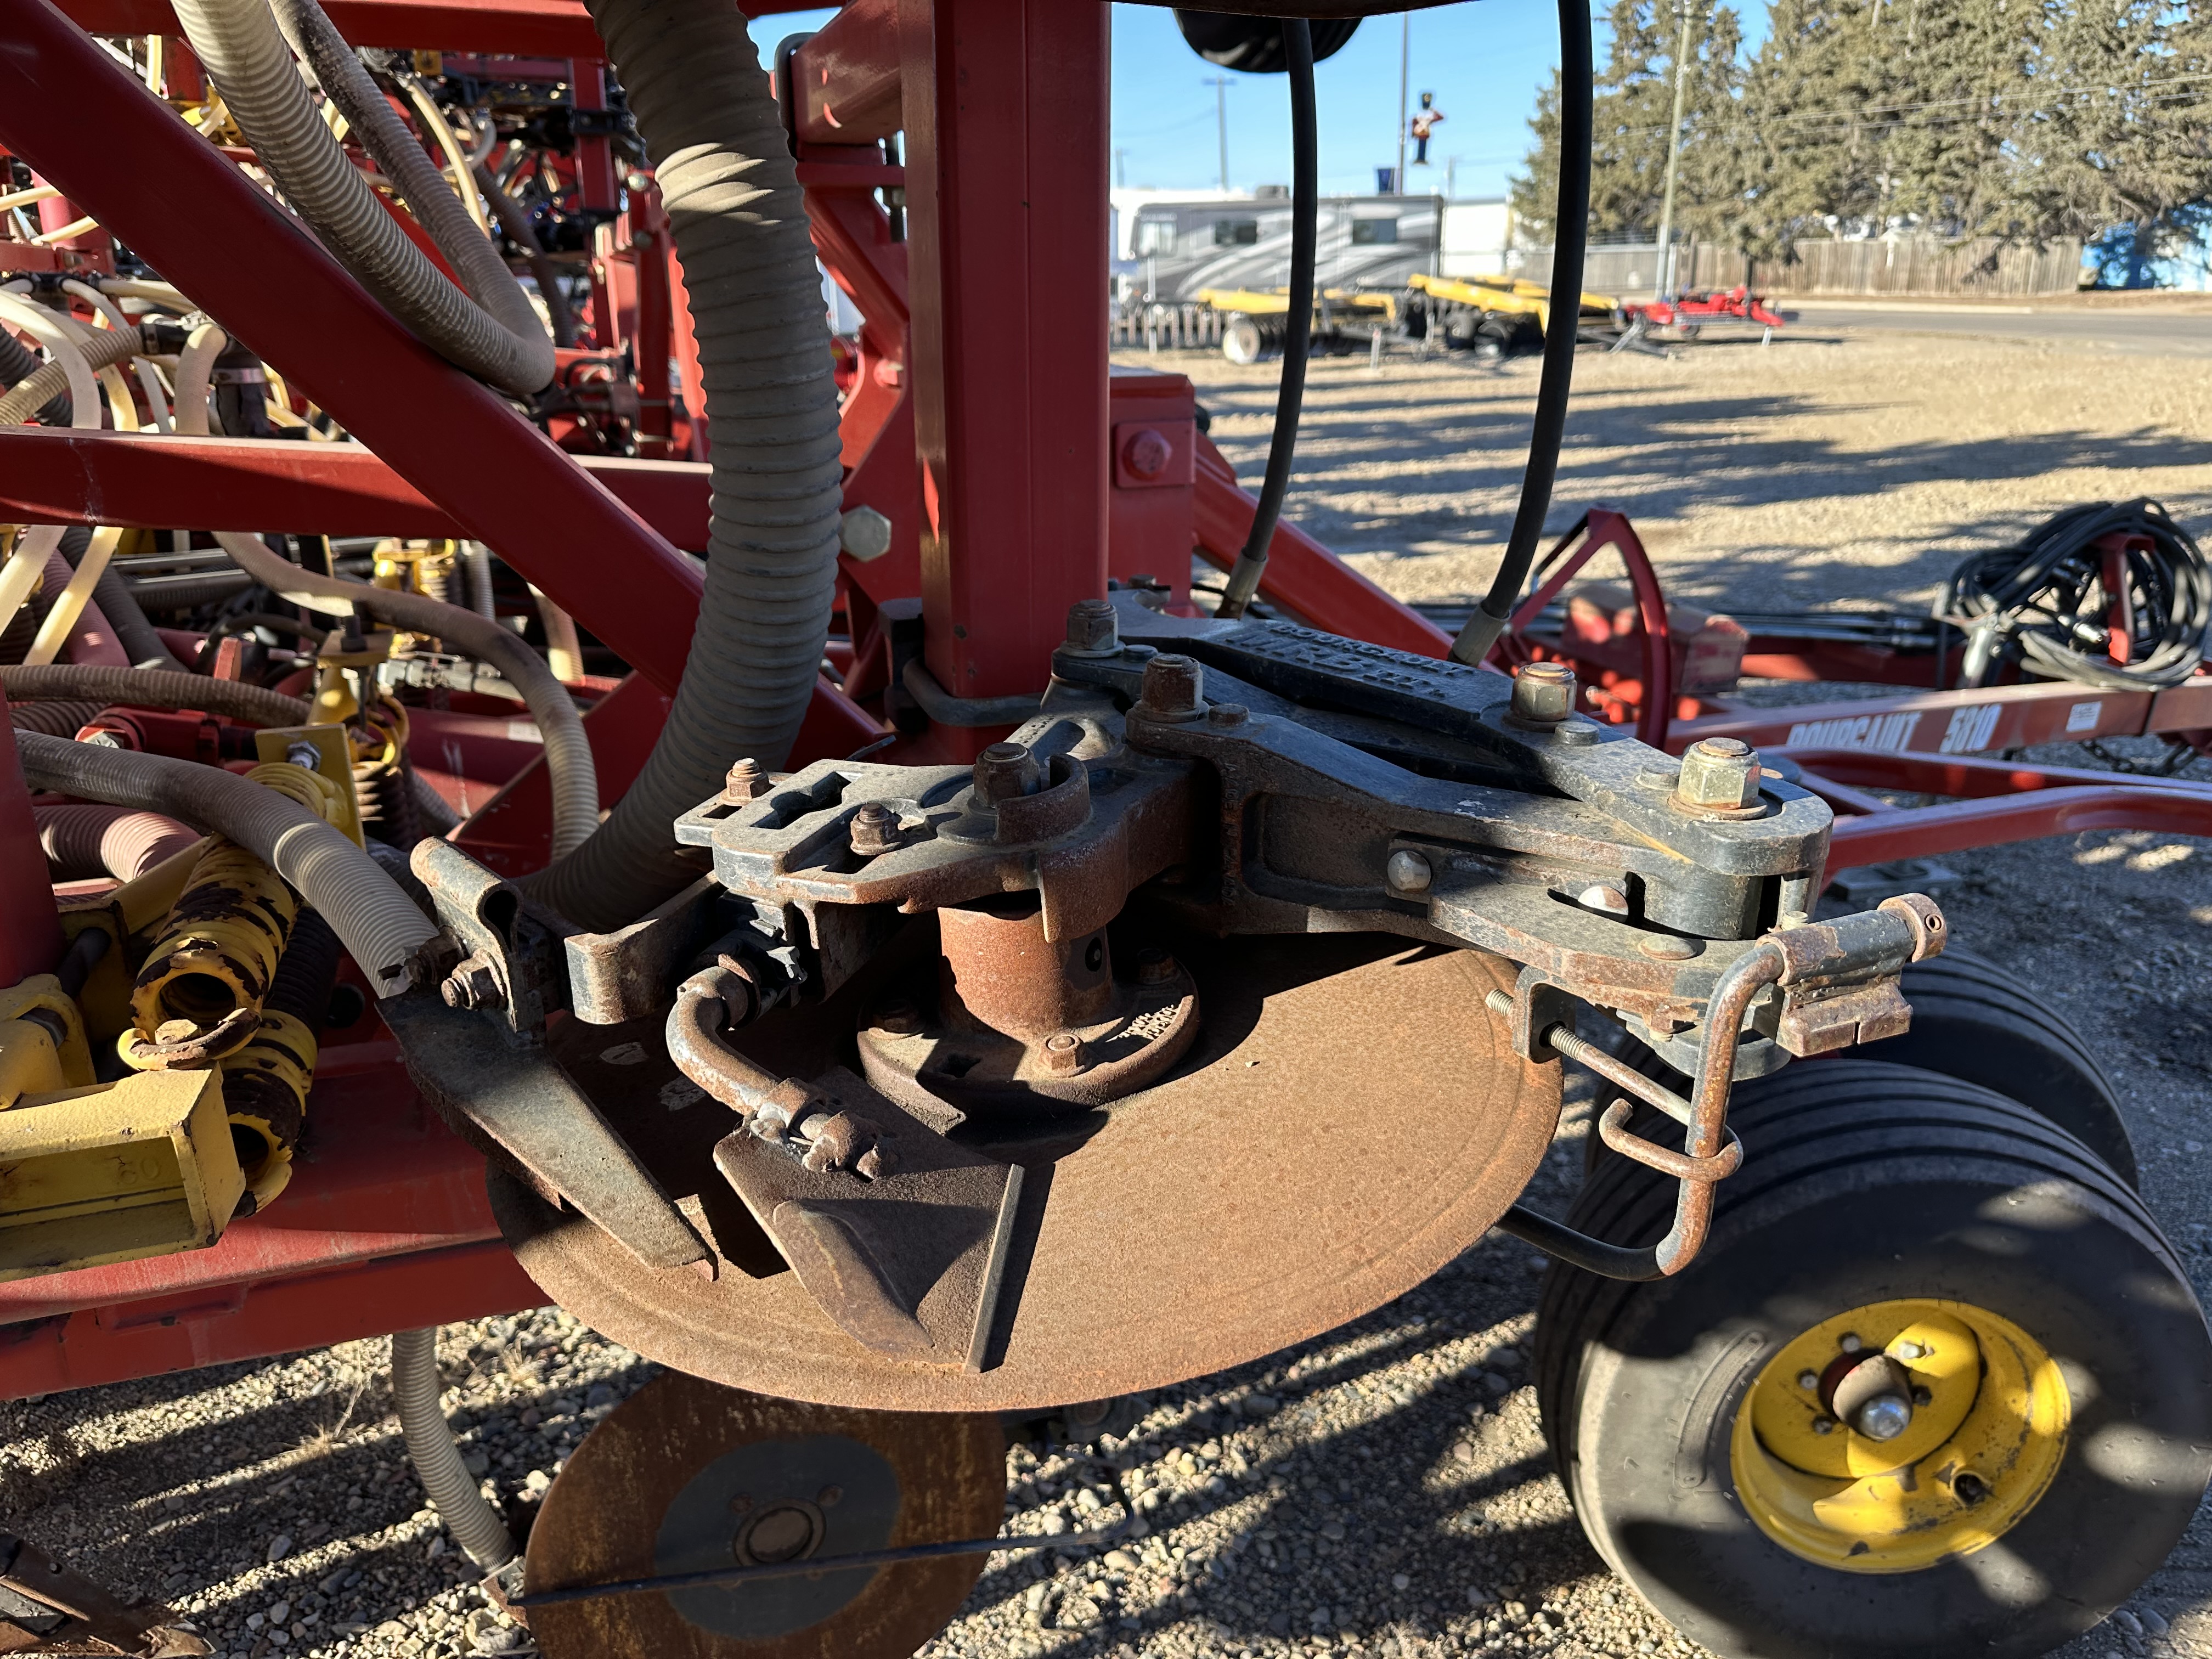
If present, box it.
[1215,17,1317,620]
[1449,0,1593,666]
[1940,499,2212,692]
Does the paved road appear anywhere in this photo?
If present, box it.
[1787,302,2212,355]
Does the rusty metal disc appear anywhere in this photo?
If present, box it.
[524,1372,1004,1659]
[493,930,1560,1411]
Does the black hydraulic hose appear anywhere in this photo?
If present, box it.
[1215,18,1317,621]
[1448,0,1594,667]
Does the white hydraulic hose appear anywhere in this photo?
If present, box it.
[172,324,599,857]
[25,526,124,666]
[61,276,171,432]
[173,320,226,436]
[170,0,554,394]
[0,296,108,633]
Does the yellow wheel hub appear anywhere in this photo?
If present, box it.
[1730,1298,2069,1573]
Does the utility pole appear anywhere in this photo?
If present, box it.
[1395,12,1410,195]
[1204,76,1232,192]
[1114,147,1127,189]
[1653,0,1698,300]
[1444,154,1458,201]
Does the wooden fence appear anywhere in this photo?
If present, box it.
[1110,301,1225,351]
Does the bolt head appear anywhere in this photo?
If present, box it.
[1811,1417,1835,1435]
[1121,427,1175,480]
[1207,702,1249,728]
[1137,653,1205,720]
[872,999,923,1036]
[972,741,1041,805]
[1042,1030,1085,1075]
[722,758,771,802]
[1134,947,1178,985]
[1852,1393,1913,1442]
[1675,736,1764,810]
[1509,662,1577,726]
[838,505,894,562]
[1577,884,1630,916]
[1063,597,1121,657]
[1386,849,1433,894]
[1637,934,1699,961]
[849,801,902,855]
[1797,1370,1819,1391]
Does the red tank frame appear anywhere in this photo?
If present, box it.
[0,0,2205,1399]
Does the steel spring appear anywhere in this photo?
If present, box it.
[244,758,348,825]
[219,909,342,1213]
[130,841,297,1037]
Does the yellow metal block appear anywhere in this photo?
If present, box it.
[0,975,93,1097]
[0,1070,244,1282]
[252,724,365,848]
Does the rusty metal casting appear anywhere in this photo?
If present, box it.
[0,1534,208,1657]
[521,1373,1005,1659]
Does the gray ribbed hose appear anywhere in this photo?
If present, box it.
[163,329,598,859]
[36,803,201,880]
[1,663,309,725]
[169,0,554,395]
[522,0,843,932]
[0,324,140,426]
[391,1329,516,1573]
[15,733,435,994]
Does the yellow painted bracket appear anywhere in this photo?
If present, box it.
[253,723,365,848]
[0,1070,244,1282]
[0,975,94,1106]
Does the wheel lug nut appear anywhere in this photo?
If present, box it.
[1852,1394,1913,1441]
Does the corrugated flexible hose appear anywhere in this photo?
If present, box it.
[522,0,844,931]
[169,0,554,394]
[391,1329,517,1573]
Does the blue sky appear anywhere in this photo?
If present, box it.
[747,4,1762,206]
[1107,3,1553,200]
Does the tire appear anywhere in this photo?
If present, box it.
[1537,1061,2212,1659]
[1853,945,2135,1183]
[1221,315,1269,365]
[1588,946,2136,1185]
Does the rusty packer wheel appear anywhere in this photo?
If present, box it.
[524,1372,1005,1659]
[492,929,1561,1410]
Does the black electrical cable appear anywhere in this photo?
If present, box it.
[1448,0,1593,666]
[1939,498,2212,692]
[1214,17,1317,621]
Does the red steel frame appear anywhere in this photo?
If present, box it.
[0,0,2202,1402]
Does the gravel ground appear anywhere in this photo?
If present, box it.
[8,326,2212,1659]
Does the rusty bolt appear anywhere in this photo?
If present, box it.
[1386,849,1432,894]
[723,757,771,803]
[855,1143,897,1180]
[1137,653,1205,721]
[1121,426,1175,480]
[1063,597,1121,658]
[439,952,505,1011]
[1675,737,1763,810]
[973,741,1041,806]
[839,505,894,563]
[849,802,902,856]
[1509,662,1577,726]
[1578,884,1630,916]
[1637,934,1699,961]
[1207,702,1249,728]
[1042,1030,1086,1075]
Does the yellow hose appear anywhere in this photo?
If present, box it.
[129,842,297,1037]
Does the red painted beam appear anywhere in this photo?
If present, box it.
[0,427,712,548]
[791,0,901,144]
[1825,786,2212,868]
[1191,433,1453,659]
[0,0,702,693]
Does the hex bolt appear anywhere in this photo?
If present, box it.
[440,952,505,1011]
[973,740,1041,805]
[1797,1370,1819,1391]
[1811,1417,1836,1435]
[1675,737,1764,811]
[1136,653,1205,721]
[1839,1332,1863,1353]
[1386,849,1433,894]
[1509,662,1576,726]
[849,802,902,857]
[1042,1030,1085,1075]
[1063,597,1121,658]
[723,757,771,802]
[1853,1394,1914,1441]
[839,505,894,563]
[1133,947,1179,986]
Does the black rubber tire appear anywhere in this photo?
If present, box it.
[1586,945,2136,1186]
[1852,945,2135,1183]
[1536,1060,2212,1659]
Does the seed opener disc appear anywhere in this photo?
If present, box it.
[494,930,1561,1410]
[524,1372,1004,1659]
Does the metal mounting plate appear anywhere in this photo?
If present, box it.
[489,930,1560,1411]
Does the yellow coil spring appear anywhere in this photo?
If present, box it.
[220,1007,317,1214]
[244,759,347,825]
[129,841,297,1038]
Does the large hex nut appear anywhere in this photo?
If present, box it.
[1675,737,1763,810]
